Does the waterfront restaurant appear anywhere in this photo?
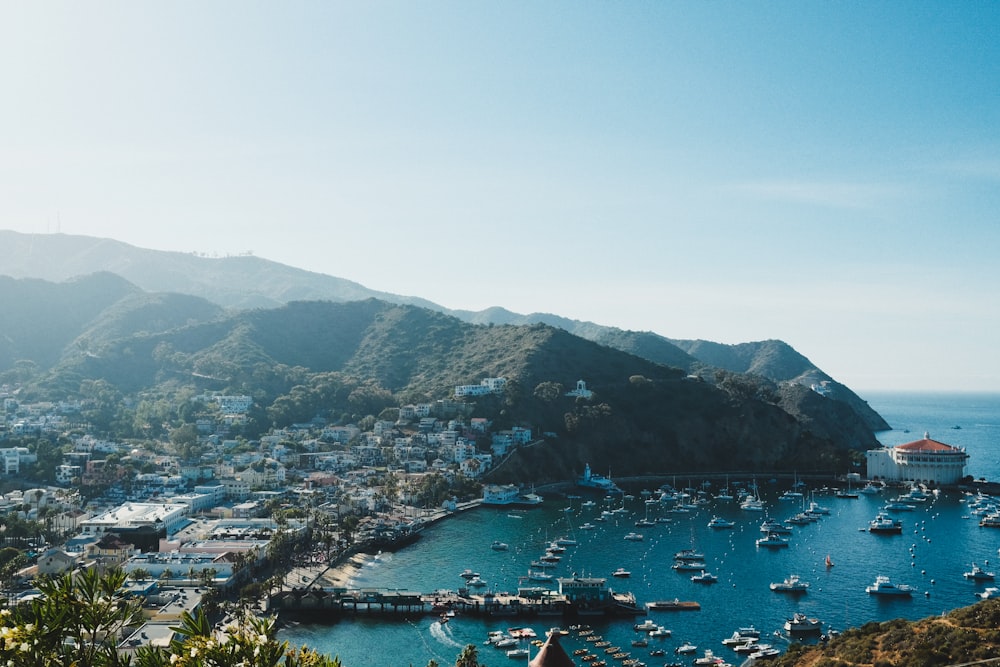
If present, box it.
[866,432,969,485]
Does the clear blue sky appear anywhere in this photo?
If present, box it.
[2,2,998,392]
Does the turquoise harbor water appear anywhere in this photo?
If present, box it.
[280,392,1000,666]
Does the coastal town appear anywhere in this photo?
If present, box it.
[0,370,988,666]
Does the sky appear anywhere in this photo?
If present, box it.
[1,2,999,393]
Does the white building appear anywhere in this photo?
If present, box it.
[80,502,189,537]
[454,377,507,397]
[866,432,969,485]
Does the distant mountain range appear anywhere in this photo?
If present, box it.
[0,230,888,480]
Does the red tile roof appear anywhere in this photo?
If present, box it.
[896,437,961,452]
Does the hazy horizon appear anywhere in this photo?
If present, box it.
[2,3,998,393]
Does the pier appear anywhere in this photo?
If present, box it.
[269,578,644,621]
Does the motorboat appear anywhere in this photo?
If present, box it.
[883,501,916,512]
[721,627,760,645]
[579,522,596,530]
[555,536,578,546]
[759,518,792,534]
[866,575,915,596]
[459,569,480,579]
[976,587,1000,599]
[671,560,708,572]
[491,540,509,551]
[623,532,644,541]
[868,513,903,534]
[674,642,697,655]
[505,648,529,659]
[770,574,809,593]
[733,640,763,654]
[691,570,718,584]
[646,599,700,611]
[674,548,705,561]
[648,626,671,638]
[784,613,822,635]
[749,645,782,659]
[633,619,658,632]
[756,532,790,548]
[707,516,735,529]
[693,649,721,665]
[612,567,631,578]
[965,563,996,581]
[467,576,488,588]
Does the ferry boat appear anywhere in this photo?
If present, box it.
[866,575,915,596]
[868,513,903,534]
[769,574,809,593]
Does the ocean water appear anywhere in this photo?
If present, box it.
[280,392,1000,666]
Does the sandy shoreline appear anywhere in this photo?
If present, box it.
[285,552,376,590]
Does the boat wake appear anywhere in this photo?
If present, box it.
[428,620,463,647]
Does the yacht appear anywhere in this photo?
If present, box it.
[756,532,790,548]
[623,532,644,541]
[866,575,915,596]
[633,619,658,632]
[674,642,697,655]
[721,627,760,645]
[648,626,671,638]
[674,548,705,561]
[707,516,735,529]
[976,587,1000,599]
[965,563,996,581]
[740,496,765,512]
[491,540,509,551]
[459,569,480,579]
[691,570,718,584]
[868,513,903,534]
[770,574,809,593]
[671,560,708,572]
[467,576,488,588]
[612,567,631,578]
[784,613,822,635]
[760,518,793,534]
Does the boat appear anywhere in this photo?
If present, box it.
[866,575,915,596]
[674,642,697,655]
[784,613,822,635]
[674,548,705,561]
[579,522,596,530]
[648,626,671,638]
[756,532,790,548]
[526,569,554,582]
[759,519,792,534]
[732,640,762,654]
[612,567,631,578]
[633,619,658,632]
[578,463,623,495]
[491,540,509,551]
[506,648,530,659]
[976,587,1000,599]
[769,574,809,593]
[740,496,765,512]
[721,627,760,645]
[748,645,782,659]
[630,638,648,648]
[530,560,557,569]
[459,569,480,579]
[693,648,721,665]
[493,637,519,648]
[860,482,883,495]
[807,500,831,515]
[883,501,916,512]
[555,536,578,546]
[467,576,487,588]
[623,532,644,541]
[868,513,903,534]
[646,599,700,611]
[707,516,735,529]
[965,563,996,581]
[671,560,708,572]
[691,570,718,584]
